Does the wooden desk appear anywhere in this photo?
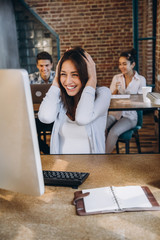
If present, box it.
[109,94,160,111]
[0,154,160,240]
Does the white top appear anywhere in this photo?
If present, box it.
[38,85,111,154]
[59,115,91,154]
[110,71,146,121]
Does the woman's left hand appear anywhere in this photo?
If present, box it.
[84,52,97,89]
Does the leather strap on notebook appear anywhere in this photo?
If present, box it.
[72,192,90,205]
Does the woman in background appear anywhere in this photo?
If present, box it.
[38,47,111,154]
[106,48,146,153]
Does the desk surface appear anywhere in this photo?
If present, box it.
[0,154,160,240]
[109,94,160,110]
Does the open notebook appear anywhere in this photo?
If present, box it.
[73,186,160,216]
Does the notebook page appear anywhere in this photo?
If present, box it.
[113,186,152,209]
[82,187,118,213]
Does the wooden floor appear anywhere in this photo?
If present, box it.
[112,110,158,154]
[42,110,159,154]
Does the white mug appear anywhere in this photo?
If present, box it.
[142,86,152,102]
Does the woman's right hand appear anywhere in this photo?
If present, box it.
[116,81,121,90]
[112,81,122,95]
[52,59,61,88]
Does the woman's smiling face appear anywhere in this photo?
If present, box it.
[118,56,135,75]
[60,60,82,96]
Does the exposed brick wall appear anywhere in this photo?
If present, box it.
[138,0,153,85]
[24,0,133,87]
[155,0,160,91]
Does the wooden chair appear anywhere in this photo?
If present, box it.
[116,110,143,154]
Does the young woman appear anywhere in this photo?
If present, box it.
[105,48,146,153]
[38,47,111,154]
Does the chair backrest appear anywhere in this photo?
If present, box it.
[136,110,143,128]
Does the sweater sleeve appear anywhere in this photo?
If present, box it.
[38,85,61,124]
[75,86,111,125]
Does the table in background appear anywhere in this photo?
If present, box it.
[109,94,160,152]
[110,94,159,111]
[0,154,160,240]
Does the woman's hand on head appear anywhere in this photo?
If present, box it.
[52,59,60,88]
[84,52,97,89]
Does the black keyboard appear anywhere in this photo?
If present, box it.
[43,170,90,189]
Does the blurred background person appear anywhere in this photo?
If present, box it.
[106,48,146,153]
[29,51,55,84]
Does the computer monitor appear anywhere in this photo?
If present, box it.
[0,69,44,196]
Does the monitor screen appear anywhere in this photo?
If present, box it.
[0,69,44,196]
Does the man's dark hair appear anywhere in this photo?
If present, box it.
[36,51,53,63]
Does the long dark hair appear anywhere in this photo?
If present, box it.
[120,48,136,64]
[58,47,88,119]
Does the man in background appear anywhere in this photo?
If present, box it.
[29,51,55,84]
[30,51,55,154]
